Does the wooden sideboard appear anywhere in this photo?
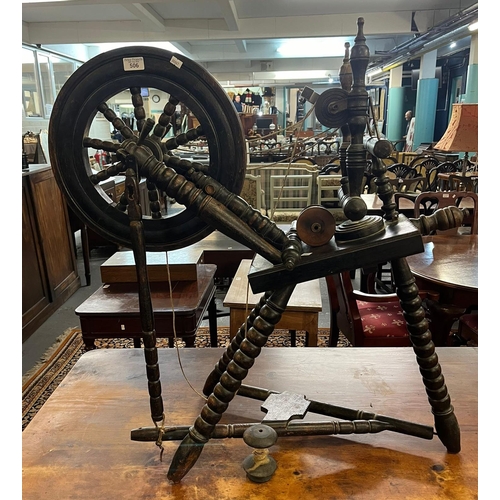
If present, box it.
[239,113,277,136]
[22,165,80,341]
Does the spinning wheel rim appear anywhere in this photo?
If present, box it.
[49,46,246,251]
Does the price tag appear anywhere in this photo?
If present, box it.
[170,56,183,69]
[123,57,145,71]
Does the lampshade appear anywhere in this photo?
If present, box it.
[434,103,478,153]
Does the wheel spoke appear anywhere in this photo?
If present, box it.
[89,161,127,184]
[130,87,146,132]
[164,126,205,152]
[83,137,121,153]
[152,96,179,140]
[97,102,136,140]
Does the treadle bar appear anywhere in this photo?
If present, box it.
[131,419,394,442]
[236,385,434,440]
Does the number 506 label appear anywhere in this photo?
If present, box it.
[123,57,145,71]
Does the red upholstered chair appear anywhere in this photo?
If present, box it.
[456,313,478,346]
[326,272,413,347]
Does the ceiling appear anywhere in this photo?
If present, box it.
[22,0,478,87]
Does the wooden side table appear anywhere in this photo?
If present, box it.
[75,264,218,349]
[223,259,322,346]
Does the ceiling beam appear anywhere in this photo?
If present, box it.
[123,3,165,31]
[215,0,240,31]
[235,39,247,53]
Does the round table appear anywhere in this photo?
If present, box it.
[406,234,478,345]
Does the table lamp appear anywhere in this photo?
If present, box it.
[434,103,478,175]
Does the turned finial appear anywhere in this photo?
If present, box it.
[339,42,353,92]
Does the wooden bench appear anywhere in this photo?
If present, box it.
[223,259,322,346]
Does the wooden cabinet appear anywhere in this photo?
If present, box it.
[239,114,277,136]
[22,165,80,341]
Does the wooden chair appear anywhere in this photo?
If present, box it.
[456,312,478,346]
[270,174,313,212]
[240,174,267,215]
[412,191,478,234]
[426,162,459,191]
[326,271,413,347]
[408,155,439,176]
[389,175,427,193]
[292,156,317,166]
[317,174,342,208]
[386,163,418,180]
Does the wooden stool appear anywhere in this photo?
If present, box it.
[223,260,322,346]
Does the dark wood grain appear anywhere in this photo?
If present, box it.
[22,347,478,500]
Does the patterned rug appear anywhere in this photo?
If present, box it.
[22,326,350,430]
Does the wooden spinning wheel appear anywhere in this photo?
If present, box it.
[48,20,464,486]
[49,46,247,251]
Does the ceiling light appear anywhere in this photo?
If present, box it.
[254,70,334,81]
[277,38,350,58]
[449,42,457,49]
[468,21,478,31]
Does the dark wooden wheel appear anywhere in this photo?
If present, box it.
[49,46,246,251]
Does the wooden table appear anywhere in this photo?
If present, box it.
[406,235,478,346]
[75,264,218,349]
[22,347,478,499]
[224,259,322,346]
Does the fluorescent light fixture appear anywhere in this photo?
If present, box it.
[468,21,478,31]
[277,38,349,58]
[255,70,334,81]
[90,41,185,56]
[449,41,457,49]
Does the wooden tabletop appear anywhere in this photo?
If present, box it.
[406,235,478,291]
[23,347,477,499]
[224,259,322,311]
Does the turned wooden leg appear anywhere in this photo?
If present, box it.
[391,257,461,454]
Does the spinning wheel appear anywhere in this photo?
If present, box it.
[49,19,465,486]
[49,46,247,251]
